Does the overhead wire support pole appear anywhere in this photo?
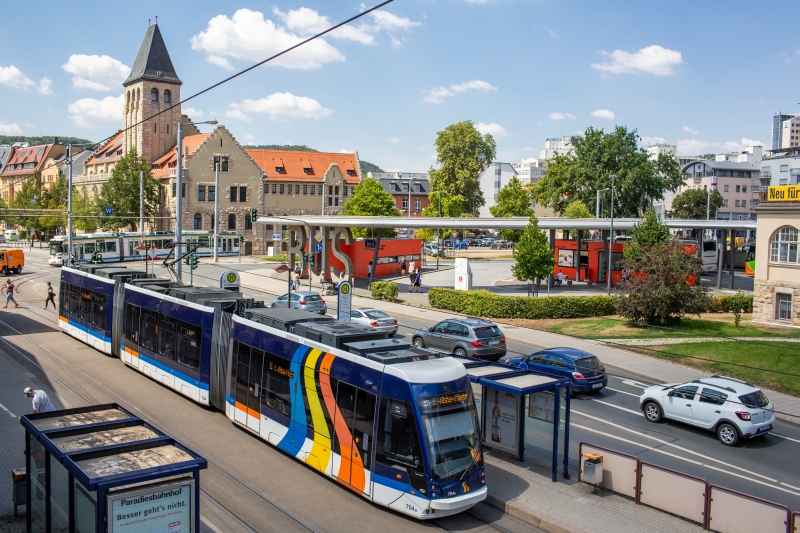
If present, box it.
[67,144,73,266]
[607,175,616,296]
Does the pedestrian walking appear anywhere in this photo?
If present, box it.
[412,271,422,293]
[400,258,407,276]
[3,279,19,308]
[24,387,55,414]
[408,260,415,276]
[44,282,56,309]
[292,271,300,291]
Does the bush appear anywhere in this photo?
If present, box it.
[371,281,399,302]
[711,292,753,314]
[428,288,616,319]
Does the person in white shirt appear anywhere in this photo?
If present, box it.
[24,387,55,414]
[557,270,564,285]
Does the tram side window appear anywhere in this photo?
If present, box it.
[106,241,116,253]
[176,321,201,370]
[124,303,140,345]
[376,397,423,474]
[90,293,106,329]
[79,291,91,322]
[236,343,251,402]
[59,281,67,316]
[260,350,292,417]
[231,340,240,385]
[352,388,376,469]
[68,285,80,317]
[139,311,159,352]
[158,317,176,361]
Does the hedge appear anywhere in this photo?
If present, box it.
[428,288,617,319]
[371,281,399,302]
[709,294,753,313]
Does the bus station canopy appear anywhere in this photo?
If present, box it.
[256,215,757,232]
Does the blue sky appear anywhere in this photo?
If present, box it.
[1,0,798,171]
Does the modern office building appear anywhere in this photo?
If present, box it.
[539,136,573,160]
[773,112,797,150]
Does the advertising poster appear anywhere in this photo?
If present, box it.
[483,386,520,454]
[557,249,574,268]
[109,481,193,533]
[529,392,555,423]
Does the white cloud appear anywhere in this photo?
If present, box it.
[242,134,257,145]
[206,55,234,70]
[391,36,403,49]
[590,109,615,120]
[683,126,699,135]
[591,45,682,76]
[476,122,510,137]
[0,122,24,135]
[37,77,53,95]
[549,112,575,120]
[339,149,354,154]
[0,65,34,89]
[183,107,203,118]
[389,137,401,144]
[371,11,421,31]
[544,26,560,38]
[67,95,124,127]
[676,137,765,155]
[424,79,497,103]
[225,92,332,121]
[62,54,129,91]
[640,136,667,145]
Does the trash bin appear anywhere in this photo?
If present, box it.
[582,453,603,486]
[12,468,26,516]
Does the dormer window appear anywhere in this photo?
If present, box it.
[275,166,285,173]
[347,170,356,176]
[303,167,312,175]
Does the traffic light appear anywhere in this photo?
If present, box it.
[183,256,190,265]
[250,208,258,222]
[309,255,315,267]
[191,255,198,270]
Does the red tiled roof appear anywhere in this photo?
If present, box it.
[246,149,360,183]
[84,131,124,166]
[1,144,53,176]
[151,133,210,178]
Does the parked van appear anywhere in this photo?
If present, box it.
[0,249,24,275]
[4,229,19,241]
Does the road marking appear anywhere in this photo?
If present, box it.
[781,482,800,491]
[772,432,800,444]
[572,410,779,482]
[587,398,643,416]
[616,378,650,389]
[200,514,224,533]
[605,387,640,398]
[572,421,800,497]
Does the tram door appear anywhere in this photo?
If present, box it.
[235,344,263,433]
[334,382,376,494]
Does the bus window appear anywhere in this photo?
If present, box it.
[139,311,158,352]
[703,240,716,252]
[158,317,176,361]
[176,322,201,370]
[84,243,95,255]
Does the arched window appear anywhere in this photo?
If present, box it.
[151,88,158,101]
[770,226,799,264]
[227,213,236,230]
[164,90,171,103]
[193,213,202,230]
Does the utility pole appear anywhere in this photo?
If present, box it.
[213,157,220,262]
[67,144,73,266]
[139,171,144,250]
[436,190,442,270]
[176,123,183,280]
[607,175,616,295]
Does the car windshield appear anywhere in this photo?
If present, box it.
[739,391,769,408]
[474,326,501,339]
[417,389,481,481]
[574,356,602,370]
[303,294,322,301]
[364,310,389,319]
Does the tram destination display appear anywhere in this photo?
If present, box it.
[108,479,194,533]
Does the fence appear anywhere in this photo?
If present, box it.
[578,442,795,532]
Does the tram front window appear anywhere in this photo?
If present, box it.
[49,243,64,255]
[418,390,481,481]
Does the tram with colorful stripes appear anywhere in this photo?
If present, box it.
[58,265,487,519]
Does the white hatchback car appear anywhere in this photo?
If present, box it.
[639,376,776,446]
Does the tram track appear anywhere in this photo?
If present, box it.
[0,308,322,533]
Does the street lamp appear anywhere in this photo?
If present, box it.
[213,156,220,262]
[607,175,616,295]
[596,188,610,219]
[176,119,218,280]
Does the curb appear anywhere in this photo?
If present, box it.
[484,494,591,533]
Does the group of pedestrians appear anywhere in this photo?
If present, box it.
[1,279,56,309]
[399,258,422,293]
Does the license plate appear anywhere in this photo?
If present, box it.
[488,340,499,346]
[758,424,772,433]
[592,383,603,389]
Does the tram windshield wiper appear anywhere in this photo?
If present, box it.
[459,442,483,481]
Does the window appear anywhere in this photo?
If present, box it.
[228,213,236,230]
[770,226,799,264]
[402,198,409,210]
[343,186,348,197]
[347,170,356,176]
[699,388,728,405]
[736,185,741,193]
[403,183,409,192]
[230,186,237,202]
[415,198,421,211]
[328,197,333,206]
[208,186,215,201]
[742,186,747,193]
[198,185,205,202]
[295,185,300,195]
[433,322,449,334]
[329,186,333,195]
[303,185,308,195]
[158,317,177,361]
[163,90,171,103]
[318,185,323,196]
[275,166,284,173]
[673,385,698,400]
[193,213,202,229]
[139,311,159,353]
[150,88,158,101]
[376,396,424,488]
[735,200,740,207]
[279,184,285,195]
[310,185,315,195]
[221,156,229,171]
[303,168,312,175]
[724,185,729,192]
[723,200,728,206]
[172,183,176,198]
[272,184,277,194]
[239,186,246,202]
[245,217,252,230]
[176,322,201,370]
[124,303,140,346]
[90,293,106,329]
[781,165,789,172]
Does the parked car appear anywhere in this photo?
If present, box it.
[412,318,506,361]
[423,243,444,257]
[0,233,5,244]
[349,308,398,334]
[501,348,607,392]
[492,239,511,249]
[270,291,328,314]
[638,376,776,446]
[454,240,469,249]
[481,238,496,248]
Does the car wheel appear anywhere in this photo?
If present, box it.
[454,348,467,357]
[643,401,662,422]
[1,267,6,276]
[15,266,21,274]
[271,303,277,308]
[717,423,740,446]
[412,337,425,349]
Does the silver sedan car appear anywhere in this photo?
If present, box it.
[349,308,398,334]
[270,292,328,314]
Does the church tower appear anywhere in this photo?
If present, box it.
[122,24,182,163]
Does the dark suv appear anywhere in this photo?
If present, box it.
[412,318,506,360]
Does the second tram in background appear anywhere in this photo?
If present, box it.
[48,230,241,265]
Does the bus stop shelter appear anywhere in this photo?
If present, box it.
[452,357,572,482]
[20,403,207,533]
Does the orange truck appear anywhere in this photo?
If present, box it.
[0,249,24,275]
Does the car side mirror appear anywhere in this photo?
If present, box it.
[428,327,434,332]
[667,390,674,397]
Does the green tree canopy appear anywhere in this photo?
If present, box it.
[624,206,671,261]
[511,215,554,285]
[670,188,724,219]
[429,120,497,216]
[343,177,401,238]
[72,188,98,232]
[531,126,683,217]
[489,176,533,241]
[96,149,159,232]
[416,191,464,241]
[564,199,594,219]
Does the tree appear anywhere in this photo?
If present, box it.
[564,199,593,219]
[624,206,671,261]
[616,242,710,325]
[416,191,464,241]
[429,120,497,216]
[342,177,401,238]
[489,176,533,241]
[670,188,724,219]
[531,126,683,217]
[72,188,98,232]
[96,149,159,232]
[10,172,46,233]
[511,215,554,287]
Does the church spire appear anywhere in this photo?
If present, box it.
[124,23,181,87]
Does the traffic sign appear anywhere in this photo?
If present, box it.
[314,242,323,253]
[272,233,282,240]
[337,281,353,321]
[104,207,113,215]
[315,233,324,243]
[451,231,458,239]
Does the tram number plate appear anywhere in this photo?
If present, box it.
[405,504,418,513]
[446,490,457,497]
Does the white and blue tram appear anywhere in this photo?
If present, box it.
[58,265,487,518]
[49,231,241,266]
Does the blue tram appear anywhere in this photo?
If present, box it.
[59,265,487,519]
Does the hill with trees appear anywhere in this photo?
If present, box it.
[0,135,94,146]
